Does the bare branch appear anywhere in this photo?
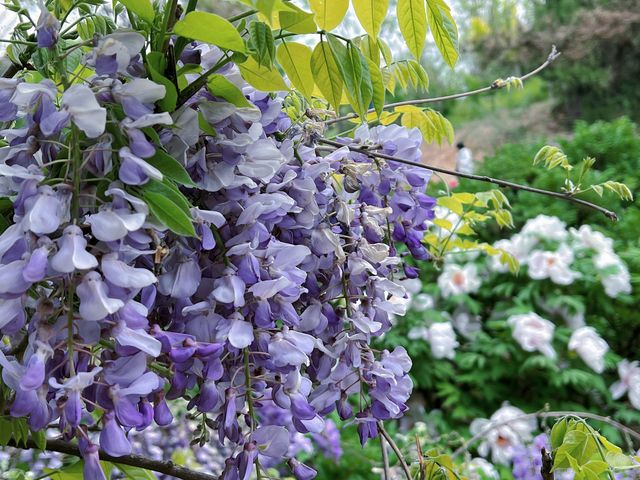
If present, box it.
[325,46,561,126]
[451,410,640,459]
[377,421,413,480]
[7,437,218,480]
[381,434,391,480]
[317,138,618,221]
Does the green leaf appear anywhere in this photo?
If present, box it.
[248,21,275,68]
[32,429,47,450]
[276,42,315,99]
[326,34,372,118]
[207,74,252,108]
[426,0,459,68]
[146,52,177,112]
[555,429,599,469]
[601,181,633,201]
[311,40,343,112]
[398,0,427,60]
[551,418,569,450]
[118,464,157,480]
[118,0,154,23]
[533,145,572,171]
[366,57,385,117]
[278,4,317,34]
[0,417,12,446]
[309,0,349,30]
[142,189,196,237]
[239,56,289,91]
[352,0,390,38]
[144,150,195,187]
[174,12,246,53]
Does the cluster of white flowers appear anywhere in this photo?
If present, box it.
[469,404,536,465]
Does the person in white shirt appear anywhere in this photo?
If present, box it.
[456,141,474,175]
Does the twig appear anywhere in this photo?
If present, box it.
[377,421,413,480]
[451,410,640,459]
[317,138,618,221]
[541,448,555,480]
[325,46,561,126]
[7,437,218,480]
[381,434,391,480]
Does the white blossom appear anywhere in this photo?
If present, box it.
[489,234,536,272]
[507,312,556,359]
[570,224,613,252]
[527,244,579,285]
[411,293,435,312]
[568,326,609,373]
[465,458,499,480]
[452,309,482,339]
[428,322,459,359]
[610,360,640,409]
[469,404,535,465]
[521,214,568,242]
[438,263,481,298]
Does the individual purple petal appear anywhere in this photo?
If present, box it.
[76,271,124,321]
[118,147,163,185]
[153,395,173,426]
[61,84,107,138]
[80,440,107,480]
[288,459,317,480]
[112,321,162,357]
[50,225,98,273]
[157,255,201,298]
[102,253,156,289]
[228,316,254,349]
[23,185,64,234]
[100,411,132,457]
[126,128,155,158]
[86,206,146,242]
[0,259,31,295]
[36,1,60,48]
[22,243,50,282]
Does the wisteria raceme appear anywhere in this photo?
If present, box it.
[0,25,435,477]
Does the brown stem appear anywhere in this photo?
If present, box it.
[377,421,413,480]
[325,46,561,125]
[541,448,555,480]
[7,437,218,480]
[317,138,618,221]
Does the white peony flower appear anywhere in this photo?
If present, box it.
[411,293,434,312]
[527,244,579,285]
[428,322,459,359]
[489,234,537,273]
[470,404,536,465]
[507,312,556,359]
[568,326,609,373]
[592,250,632,297]
[407,325,429,341]
[610,360,640,409]
[452,309,482,339]
[521,214,568,241]
[466,458,499,480]
[438,263,481,298]
[570,224,613,252]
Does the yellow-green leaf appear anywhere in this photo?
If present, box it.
[352,0,390,38]
[276,42,314,99]
[437,196,463,215]
[310,40,343,112]
[279,4,317,34]
[426,0,459,68]
[398,0,427,60]
[119,0,154,23]
[174,12,246,53]
[309,0,348,30]
[366,57,385,117]
[239,56,289,91]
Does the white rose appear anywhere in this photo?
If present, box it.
[527,244,579,285]
[521,214,568,241]
[428,322,459,359]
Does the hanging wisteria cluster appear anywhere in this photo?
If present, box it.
[0,11,437,478]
